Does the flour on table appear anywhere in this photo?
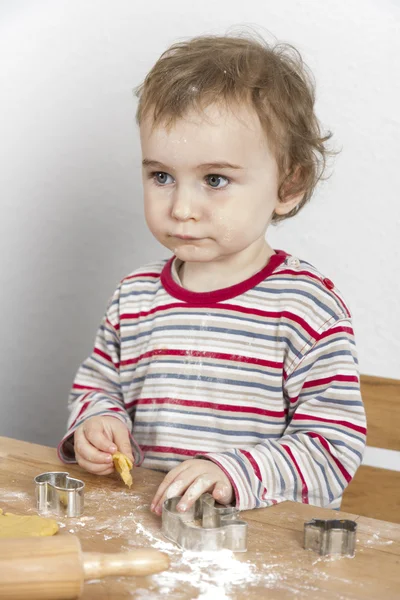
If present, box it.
[4,484,370,598]
[365,532,394,545]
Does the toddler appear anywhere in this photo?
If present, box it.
[58,33,367,514]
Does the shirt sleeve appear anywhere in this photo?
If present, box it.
[199,319,367,510]
[57,288,143,466]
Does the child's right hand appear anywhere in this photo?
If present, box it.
[73,415,134,475]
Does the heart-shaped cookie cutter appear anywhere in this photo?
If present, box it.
[162,493,247,552]
[304,518,357,557]
[34,471,85,518]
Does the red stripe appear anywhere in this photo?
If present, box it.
[283,328,355,383]
[124,272,161,281]
[72,383,106,393]
[240,449,263,482]
[318,325,354,339]
[281,444,309,503]
[94,348,111,361]
[120,303,319,339]
[70,398,91,428]
[140,445,198,457]
[308,433,352,482]
[106,317,119,332]
[277,269,324,281]
[302,374,359,390]
[120,348,282,370]
[288,375,360,404]
[277,269,351,318]
[126,396,285,418]
[261,490,277,504]
[94,347,118,367]
[293,413,367,435]
[72,384,120,401]
[205,457,241,507]
[329,290,351,318]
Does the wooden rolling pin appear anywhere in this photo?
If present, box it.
[0,535,170,600]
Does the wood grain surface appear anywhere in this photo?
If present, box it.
[1,436,400,600]
[341,374,400,523]
[359,375,400,451]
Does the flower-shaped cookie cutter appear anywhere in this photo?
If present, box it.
[34,471,85,518]
[162,493,247,552]
[304,518,357,557]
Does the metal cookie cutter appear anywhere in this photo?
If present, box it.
[162,493,248,552]
[34,472,85,518]
[304,518,357,557]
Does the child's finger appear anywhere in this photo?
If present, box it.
[84,419,117,454]
[212,481,234,505]
[151,463,191,513]
[152,478,187,515]
[75,430,114,465]
[110,422,134,464]
[77,457,115,475]
[175,475,215,513]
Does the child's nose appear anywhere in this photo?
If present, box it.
[171,187,200,222]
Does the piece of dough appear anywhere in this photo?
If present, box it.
[0,508,58,538]
[112,451,133,488]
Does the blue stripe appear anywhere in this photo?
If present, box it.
[80,363,121,390]
[121,324,301,357]
[68,389,123,404]
[133,421,280,439]
[135,406,284,429]
[120,282,163,297]
[99,323,120,342]
[119,309,312,346]
[293,349,355,378]
[72,409,128,427]
[254,285,343,319]
[307,436,343,497]
[288,422,365,446]
[122,372,282,393]
[269,442,299,500]
[330,439,364,461]
[297,385,362,399]
[225,450,254,500]
[268,275,347,315]
[143,456,182,468]
[313,396,364,408]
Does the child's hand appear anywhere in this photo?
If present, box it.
[74,416,134,475]
[151,459,234,515]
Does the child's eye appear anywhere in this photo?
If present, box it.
[206,174,229,189]
[152,171,174,185]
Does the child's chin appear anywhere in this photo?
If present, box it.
[173,244,217,262]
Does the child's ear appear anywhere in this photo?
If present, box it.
[274,166,305,216]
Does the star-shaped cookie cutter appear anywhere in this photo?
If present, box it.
[34,471,85,518]
[162,493,248,552]
[304,518,357,557]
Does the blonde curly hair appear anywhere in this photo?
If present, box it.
[135,33,332,222]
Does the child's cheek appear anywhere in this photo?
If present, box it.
[213,211,244,247]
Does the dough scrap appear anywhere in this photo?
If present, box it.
[112,452,133,488]
[0,508,58,538]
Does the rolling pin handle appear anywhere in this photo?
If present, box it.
[83,548,170,580]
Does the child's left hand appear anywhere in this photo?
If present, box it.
[150,459,234,515]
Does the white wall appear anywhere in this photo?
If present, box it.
[0,1,399,470]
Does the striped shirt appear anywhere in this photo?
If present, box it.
[58,250,367,510]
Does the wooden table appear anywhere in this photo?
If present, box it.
[1,436,399,599]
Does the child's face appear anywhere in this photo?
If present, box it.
[140,103,297,264]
